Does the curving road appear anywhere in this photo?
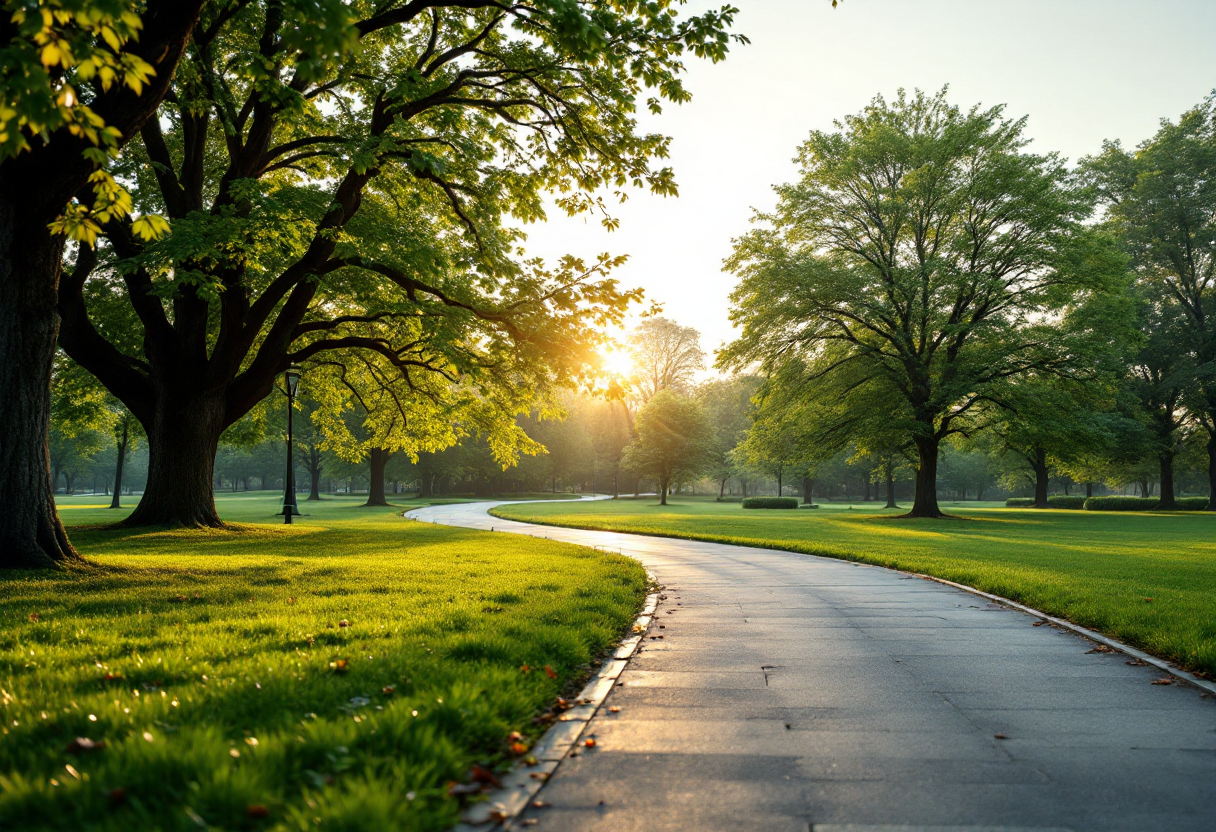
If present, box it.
[408,499,1216,832]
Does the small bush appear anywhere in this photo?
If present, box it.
[1168,496,1210,511]
[1047,495,1087,510]
[1005,497,1036,507]
[1083,496,1160,511]
[741,497,800,510]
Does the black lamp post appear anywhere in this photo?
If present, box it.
[281,364,303,523]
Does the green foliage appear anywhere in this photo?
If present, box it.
[0,493,646,831]
[493,497,1216,676]
[741,496,798,509]
[1083,496,1161,511]
[1004,497,1036,507]
[1047,495,1087,510]
[622,389,711,498]
[721,88,1108,514]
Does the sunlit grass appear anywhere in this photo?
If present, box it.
[0,493,646,831]
[491,497,1216,676]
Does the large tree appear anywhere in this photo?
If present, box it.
[56,1,744,530]
[622,389,710,505]
[721,89,1098,517]
[628,316,706,404]
[1083,95,1216,508]
[1,0,208,566]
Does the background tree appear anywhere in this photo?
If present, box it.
[55,1,743,530]
[722,89,1100,517]
[629,317,706,404]
[1084,96,1216,507]
[588,399,633,498]
[697,375,758,498]
[622,389,710,505]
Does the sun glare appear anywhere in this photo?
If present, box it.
[599,346,634,378]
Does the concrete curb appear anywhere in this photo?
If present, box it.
[453,575,660,831]
[905,571,1216,696]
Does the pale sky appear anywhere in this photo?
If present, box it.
[515,0,1216,363]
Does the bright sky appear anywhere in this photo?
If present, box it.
[517,0,1216,364]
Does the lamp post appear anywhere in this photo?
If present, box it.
[281,364,303,524]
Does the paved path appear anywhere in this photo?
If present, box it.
[409,500,1216,832]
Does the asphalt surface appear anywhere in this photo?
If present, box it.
[408,499,1216,832]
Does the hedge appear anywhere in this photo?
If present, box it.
[1083,496,1159,511]
[1174,496,1211,511]
[741,497,800,509]
[1005,496,1086,509]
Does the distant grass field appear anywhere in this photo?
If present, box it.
[492,497,1216,677]
[0,493,646,832]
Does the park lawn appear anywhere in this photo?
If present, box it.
[0,493,647,832]
[491,497,1216,677]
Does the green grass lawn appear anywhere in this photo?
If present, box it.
[492,497,1216,677]
[0,493,646,832]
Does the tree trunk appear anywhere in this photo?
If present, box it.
[659,477,669,506]
[1207,431,1216,511]
[1086,481,1093,499]
[802,476,814,505]
[776,471,783,496]
[0,200,80,567]
[906,433,944,518]
[864,478,871,502]
[365,448,390,506]
[720,477,728,499]
[122,393,225,527]
[885,468,897,509]
[1032,446,1049,508]
[109,423,130,509]
[307,446,322,501]
[1157,452,1177,510]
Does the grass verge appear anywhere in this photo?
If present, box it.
[1,493,646,831]
[491,497,1216,677]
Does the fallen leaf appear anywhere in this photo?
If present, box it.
[287,597,295,605]
[170,595,188,603]
[544,665,557,680]
[511,741,528,755]
[246,805,269,819]
[338,620,350,627]
[520,664,531,674]
[994,733,1008,740]
[531,799,550,808]
[102,673,122,682]
[1126,659,1149,667]
[1085,645,1115,654]
[381,686,395,696]
[1151,677,1174,685]
[28,613,39,622]
[523,754,538,765]
[508,731,524,742]
[608,706,620,713]
[329,659,349,673]
[1143,597,1153,602]
[65,737,105,753]
[529,772,549,781]
[1032,621,1045,627]
[584,738,596,748]
[471,764,501,786]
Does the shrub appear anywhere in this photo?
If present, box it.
[1047,495,1087,510]
[741,497,800,509]
[1170,496,1210,511]
[1005,497,1035,507]
[1083,496,1160,511]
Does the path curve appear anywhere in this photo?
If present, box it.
[409,499,1216,832]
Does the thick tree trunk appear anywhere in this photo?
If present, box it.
[1086,482,1093,499]
[1157,452,1177,510]
[365,448,390,506]
[803,476,814,505]
[720,477,728,499]
[906,434,944,518]
[0,201,79,567]
[659,477,669,506]
[777,472,783,496]
[109,424,130,509]
[123,393,225,528]
[1032,447,1049,508]
[885,468,897,509]
[307,446,322,501]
